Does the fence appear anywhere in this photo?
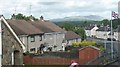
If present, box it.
[24,55,80,65]
[86,52,118,65]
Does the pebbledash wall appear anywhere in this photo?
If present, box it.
[2,21,23,65]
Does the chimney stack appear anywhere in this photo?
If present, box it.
[40,16,44,21]
[11,14,16,20]
[30,15,34,21]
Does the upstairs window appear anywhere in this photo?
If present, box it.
[30,36,35,42]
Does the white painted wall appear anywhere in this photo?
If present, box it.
[96,31,110,39]
[85,26,98,37]
[44,32,65,51]
[85,30,91,37]
[114,32,118,40]
[19,35,44,53]
[91,26,99,37]
[19,32,65,52]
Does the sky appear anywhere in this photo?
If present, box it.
[0,0,120,20]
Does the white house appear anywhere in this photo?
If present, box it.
[96,26,111,39]
[85,25,98,37]
[113,28,120,41]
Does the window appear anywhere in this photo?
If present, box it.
[30,48,35,52]
[30,36,35,42]
[40,35,42,41]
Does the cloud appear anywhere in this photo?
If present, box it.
[38,2,61,5]
[0,0,119,19]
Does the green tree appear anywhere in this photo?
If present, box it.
[112,18,120,29]
[59,22,86,40]
[74,28,86,40]
[59,22,75,31]
[99,19,110,26]
[15,13,25,20]
[14,13,38,21]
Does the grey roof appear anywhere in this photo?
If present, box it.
[7,19,65,35]
[108,32,114,35]
[7,19,44,35]
[96,27,110,31]
[85,26,95,30]
[65,31,81,40]
[29,20,65,33]
[29,21,53,33]
[0,15,3,17]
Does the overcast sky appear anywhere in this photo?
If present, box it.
[0,0,119,20]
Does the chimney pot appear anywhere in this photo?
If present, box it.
[11,14,16,20]
[40,16,44,21]
[30,15,34,21]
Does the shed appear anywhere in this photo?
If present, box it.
[79,46,101,64]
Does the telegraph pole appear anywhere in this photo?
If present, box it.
[104,26,107,51]
[118,25,120,67]
[111,13,114,59]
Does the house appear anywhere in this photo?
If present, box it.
[7,19,44,53]
[7,15,66,53]
[29,17,65,52]
[64,31,81,46]
[85,25,98,37]
[96,26,111,39]
[0,15,25,65]
[114,27,120,41]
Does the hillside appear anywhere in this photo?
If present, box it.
[51,15,104,22]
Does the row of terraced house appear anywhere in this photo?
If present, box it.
[0,14,81,65]
[8,14,81,53]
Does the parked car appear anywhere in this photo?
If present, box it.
[107,38,116,41]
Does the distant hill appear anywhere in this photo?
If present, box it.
[50,15,104,22]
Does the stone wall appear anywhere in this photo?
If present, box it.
[2,22,23,65]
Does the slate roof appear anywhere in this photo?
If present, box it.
[7,19,44,35]
[29,20,65,33]
[96,27,110,31]
[65,31,81,40]
[85,26,95,30]
[108,32,114,35]
[7,19,65,35]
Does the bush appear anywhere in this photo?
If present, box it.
[80,41,96,46]
[72,42,80,47]
[72,41,96,47]
[99,46,106,52]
